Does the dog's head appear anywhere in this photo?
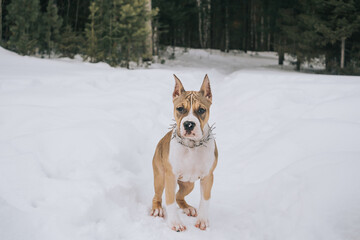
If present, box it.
[172,74,212,140]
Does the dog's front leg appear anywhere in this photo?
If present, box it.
[196,173,213,230]
[165,172,186,232]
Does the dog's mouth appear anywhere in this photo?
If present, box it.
[184,130,196,137]
[180,128,203,140]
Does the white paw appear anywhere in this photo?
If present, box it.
[170,222,187,232]
[195,218,209,230]
[150,207,164,217]
[166,203,186,232]
[183,206,197,217]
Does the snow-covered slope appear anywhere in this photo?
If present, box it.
[1,47,360,240]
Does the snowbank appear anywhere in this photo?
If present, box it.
[1,47,360,240]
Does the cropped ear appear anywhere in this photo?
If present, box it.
[200,74,212,102]
[173,74,185,100]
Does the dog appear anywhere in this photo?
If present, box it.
[150,74,218,232]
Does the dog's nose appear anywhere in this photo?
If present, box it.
[183,121,195,131]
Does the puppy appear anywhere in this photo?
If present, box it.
[150,74,218,232]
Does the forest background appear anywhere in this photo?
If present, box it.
[0,0,359,74]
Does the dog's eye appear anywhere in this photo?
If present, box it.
[176,107,185,113]
[198,108,206,114]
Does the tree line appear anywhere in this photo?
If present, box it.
[155,0,360,73]
[0,0,153,68]
[0,0,359,73]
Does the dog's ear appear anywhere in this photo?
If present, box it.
[200,74,212,102]
[173,74,185,100]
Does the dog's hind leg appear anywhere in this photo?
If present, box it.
[176,181,197,217]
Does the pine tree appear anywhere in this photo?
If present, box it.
[101,0,118,65]
[277,6,305,70]
[59,24,83,58]
[85,0,112,63]
[84,2,100,63]
[84,0,151,67]
[313,0,360,69]
[42,0,63,57]
[115,0,151,67]
[276,0,322,70]
[6,0,41,55]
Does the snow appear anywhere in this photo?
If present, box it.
[1,47,360,240]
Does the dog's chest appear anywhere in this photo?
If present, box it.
[169,137,215,182]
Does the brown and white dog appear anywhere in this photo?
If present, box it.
[150,74,218,232]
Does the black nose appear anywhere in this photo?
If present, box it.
[183,121,195,131]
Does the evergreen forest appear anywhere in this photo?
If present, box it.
[0,0,359,73]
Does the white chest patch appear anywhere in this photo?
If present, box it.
[169,130,215,182]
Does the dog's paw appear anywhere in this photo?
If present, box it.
[195,218,209,230]
[150,207,164,217]
[182,206,197,217]
[170,222,187,232]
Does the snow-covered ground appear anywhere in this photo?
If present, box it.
[1,47,360,240]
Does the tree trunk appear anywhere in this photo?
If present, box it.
[67,0,70,25]
[173,28,176,49]
[153,19,159,56]
[296,59,301,71]
[205,0,211,48]
[197,1,201,47]
[75,0,80,31]
[341,37,345,69]
[109,3,112,60]
[261,15,264,50]
[126,40,131,69]
[197,0,211,48]
[243,1,249,53]
[278,51,284,65]
[224,0,229,52]
[197,0,203,48]
[90,5,96,62]
[250,0,253,50]
[278,37,284,65]
[325,53,330,72]
[0,0,2,42]
[144,0,152,60]
[253,2,257,50]
[267,16,271,50]
[203,0,209,48]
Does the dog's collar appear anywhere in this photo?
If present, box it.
[171,124,215,148]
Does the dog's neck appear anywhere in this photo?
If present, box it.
[172,124,215,148]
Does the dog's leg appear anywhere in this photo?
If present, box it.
[165,173,186,232]
[176,181,197,217]
[151,151,164,217]
[195,173,213,230]
[151,170,164,217]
